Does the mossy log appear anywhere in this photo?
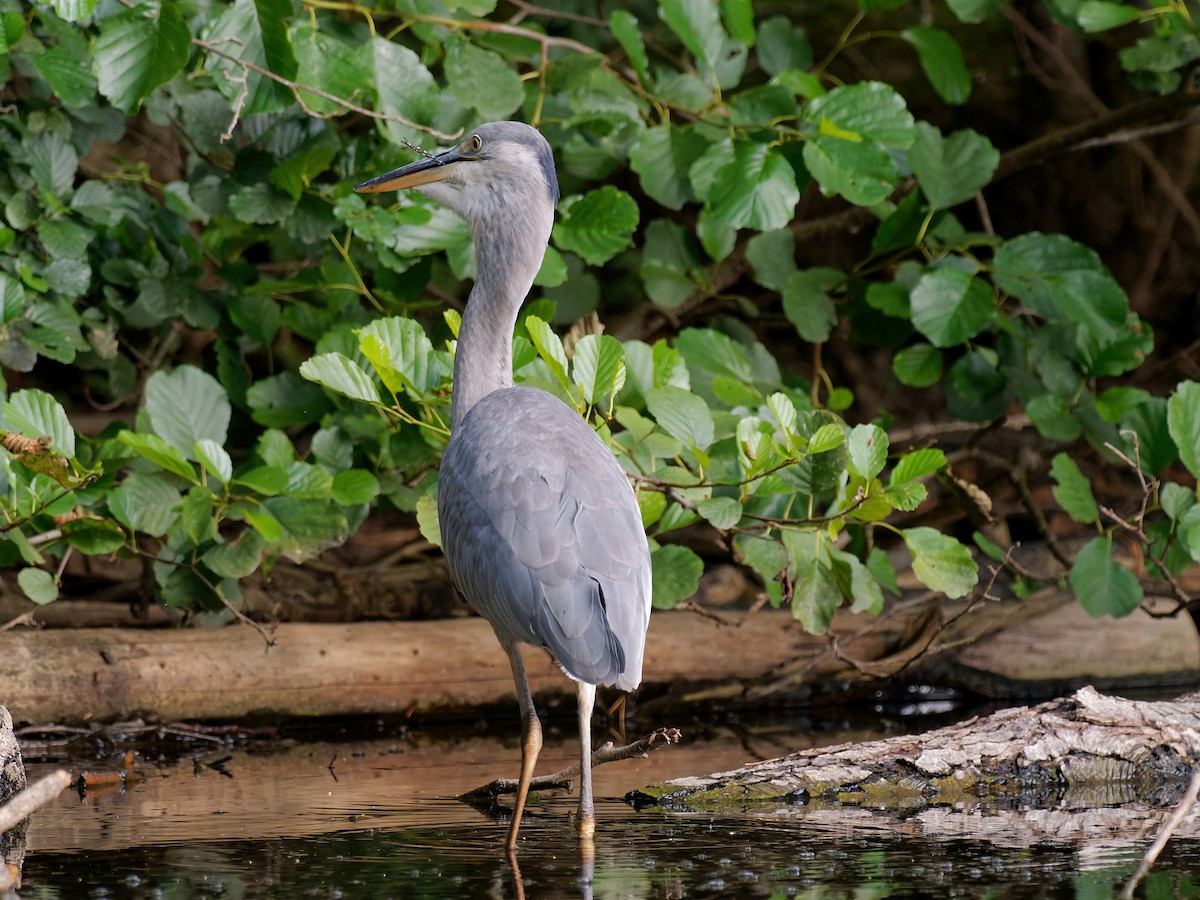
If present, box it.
[630,686,1200,813]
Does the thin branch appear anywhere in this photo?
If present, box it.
[459,727,682,801]
[0,769,72,834]
[1120,768,1200,900]
[193,37,460,143]
[1003,6,1200,244]
[503,0,606,27]
[0,612,35,632]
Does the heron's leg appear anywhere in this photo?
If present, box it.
[576,681,597,839]
[505,643,542,851]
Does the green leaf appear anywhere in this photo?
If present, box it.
[807,82,916,148]
[229,294,282,348]
[265,496,351,558]
[1050,452,1099,524]
[371,36,438,149]
[651,543,704,609]
[890,447,946,484]
[1167,381,1200,480]
[204,0,298,116]
[1069,534,1143,617]
[909,123,999,209]
[299,353,382,405]
[5,390,76,459]
[802,136,898,206]
[783,268,841,343]
[51,0,98,23]
[866,546,900,595]
[62,519,127,555]
[204,530,267,579]
[29,132,78,200]
[696,496,743,529]
[1077,0,1141,31]
[332,469,380,506]
[757,16,813,75]
[291,24,372,117]
[629,125,709,210]
[659,0,726,68]
[108,472,182,537]
[707,143,800,231]
[234,465,290,496]
[1123,397,1177,476]
[720,0,754,44]
[117,431,199,483]
[35,46,99,108]
[945,0,1008,22]
[553,187,639,266]
[847,423,888,480]
[610,10,650,83]
[93,3,190,114]
[746,229,798,292]
[910,267,993,347]
[945,348,1009,422]
[829,547,884,614]
[808,422,845,454]
[416,492,441,548]
[244,508,283,543]
[194,439,233,485]
[145,367,231,458]
[443,37,524,120]
[18,568,58,605]
[1096,386,1151,423]
[646,386,715,451]
[358,316,437,400]
[901,27,972,105]
[893,343,943,387]
[1161,482,1194,522]
[524,316,571,393]
[903,526,978,598]
[573,335,625,405]
[782,528,838,633]
[993,234,1130,342]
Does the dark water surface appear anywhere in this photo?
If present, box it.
[15,716,1200,898]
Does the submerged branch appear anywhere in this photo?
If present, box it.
[460,727,682,802]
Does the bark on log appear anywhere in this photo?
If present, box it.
[0,610,809,724]
[630,686,1200,812]
[1,587,1198,725]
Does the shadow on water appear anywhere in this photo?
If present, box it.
[16,712,1200,898]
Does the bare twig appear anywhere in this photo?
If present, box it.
[1004,7,1200,245]
[1120,768,1200,899]
[0,769,72,834]
[193,37,460,143]
[459,727,682,801]
[0,612,35,632]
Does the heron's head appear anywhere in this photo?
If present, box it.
[355,122,560,225]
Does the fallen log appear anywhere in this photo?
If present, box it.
[629,685,1200,812]
[2,586,1198,725]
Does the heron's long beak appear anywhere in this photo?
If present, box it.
[354,148,466,194]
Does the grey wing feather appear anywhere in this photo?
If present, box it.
[438,387,651,691]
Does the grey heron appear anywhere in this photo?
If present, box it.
[356,122,652,849]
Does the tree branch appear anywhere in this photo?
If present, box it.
[459,727,682,802]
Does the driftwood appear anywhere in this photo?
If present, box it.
[631,686,1200,813]
[1,587,1198,724]
[460,727,682,803]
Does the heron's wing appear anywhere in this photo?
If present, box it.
[438,387,651,690]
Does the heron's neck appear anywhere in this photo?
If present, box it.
[450,219,549,429]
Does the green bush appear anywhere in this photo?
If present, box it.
[1,0,1197,627]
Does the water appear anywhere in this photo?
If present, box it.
[14,719,1200,898]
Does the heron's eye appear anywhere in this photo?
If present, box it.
[470,134,483,152]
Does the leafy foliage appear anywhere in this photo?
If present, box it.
[0,0,1196,631]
